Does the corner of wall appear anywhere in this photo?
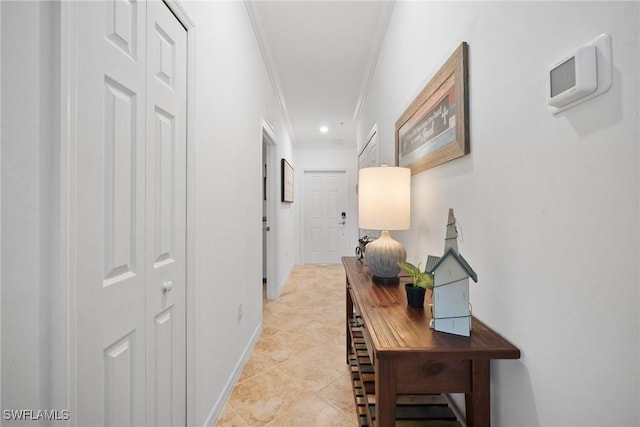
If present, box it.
[274,264,292,299]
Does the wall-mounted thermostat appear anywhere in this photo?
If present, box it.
[548,45,597,107]
[547,34,612,114]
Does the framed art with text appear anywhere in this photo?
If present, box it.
[395,42,469,175]
[281,158,294,203]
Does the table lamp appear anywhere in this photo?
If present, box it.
[358,166,411,284]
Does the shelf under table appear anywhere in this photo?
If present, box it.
[348,319,462,427]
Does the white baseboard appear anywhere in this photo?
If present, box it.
[203,321,263,427]
[266,266,291,300]
[275,267,291,298]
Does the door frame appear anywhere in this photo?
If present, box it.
[57,1,196,424]
[261,121,277,299]
[163,2,196,425]
[301,169,350,264]
[358,123,379,168]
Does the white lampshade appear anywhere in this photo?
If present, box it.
[358,166,411,283]
[358,166,411,231]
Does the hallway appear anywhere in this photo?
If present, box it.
[2,2,638,426]
[215,265,357,426]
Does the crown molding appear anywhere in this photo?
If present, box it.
[245,1,296,143]
[353,1,395,122]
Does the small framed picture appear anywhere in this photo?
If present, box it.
[281,158,294,203]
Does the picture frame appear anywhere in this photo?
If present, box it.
[281,158,294,203]
[395,42,469,175]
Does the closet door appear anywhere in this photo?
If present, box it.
[145,2,187,426]
[72,1,187,425]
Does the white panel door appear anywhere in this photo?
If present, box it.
[73,1,187,425]
[303,171,347,264]
[75,1,147,424]
[145,2,187,426]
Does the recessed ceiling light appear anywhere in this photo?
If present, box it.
[320,126,329,133]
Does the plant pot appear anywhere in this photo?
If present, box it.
[405,283,426,308]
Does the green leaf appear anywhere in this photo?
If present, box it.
[398,261,434,289]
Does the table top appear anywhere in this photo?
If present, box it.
[343,256,520,360]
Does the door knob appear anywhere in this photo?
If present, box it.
[162,281,174,293]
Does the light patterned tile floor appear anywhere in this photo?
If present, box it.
[215,264,358,427]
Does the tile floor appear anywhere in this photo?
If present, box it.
[215,264,359,427]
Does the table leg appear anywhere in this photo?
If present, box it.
[375,357,397,427]
[346,279,353,364]
[465,359,490,427]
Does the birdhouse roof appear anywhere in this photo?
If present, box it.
[427,248,478,282]
[425,255,441,273]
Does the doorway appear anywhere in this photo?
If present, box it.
[302,170,348,264]
[261,122,277,299]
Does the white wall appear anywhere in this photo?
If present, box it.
[0,0,3,411]
[1,1,41,416]
[273,143,297,294]
[1,1,59,422]
[357,2,639,426]
[294,146,359,263]
[180,1,295,424]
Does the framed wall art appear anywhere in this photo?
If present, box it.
[395,42,469,175]
[281,158,294,203]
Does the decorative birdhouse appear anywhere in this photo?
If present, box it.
[426,209,478,337]
[427,248,477,336]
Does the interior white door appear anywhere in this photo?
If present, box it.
[72,1,187,425]
[145,2,187,426]
[74,1,147,424]
[303,171,348,264]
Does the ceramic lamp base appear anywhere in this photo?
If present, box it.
[372,275,400,285]
[364,230,406,284]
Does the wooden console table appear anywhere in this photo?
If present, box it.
[343,256,520,427]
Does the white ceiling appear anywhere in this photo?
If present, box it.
[247,1,395,148]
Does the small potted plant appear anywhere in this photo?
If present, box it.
[399,261,434,308]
